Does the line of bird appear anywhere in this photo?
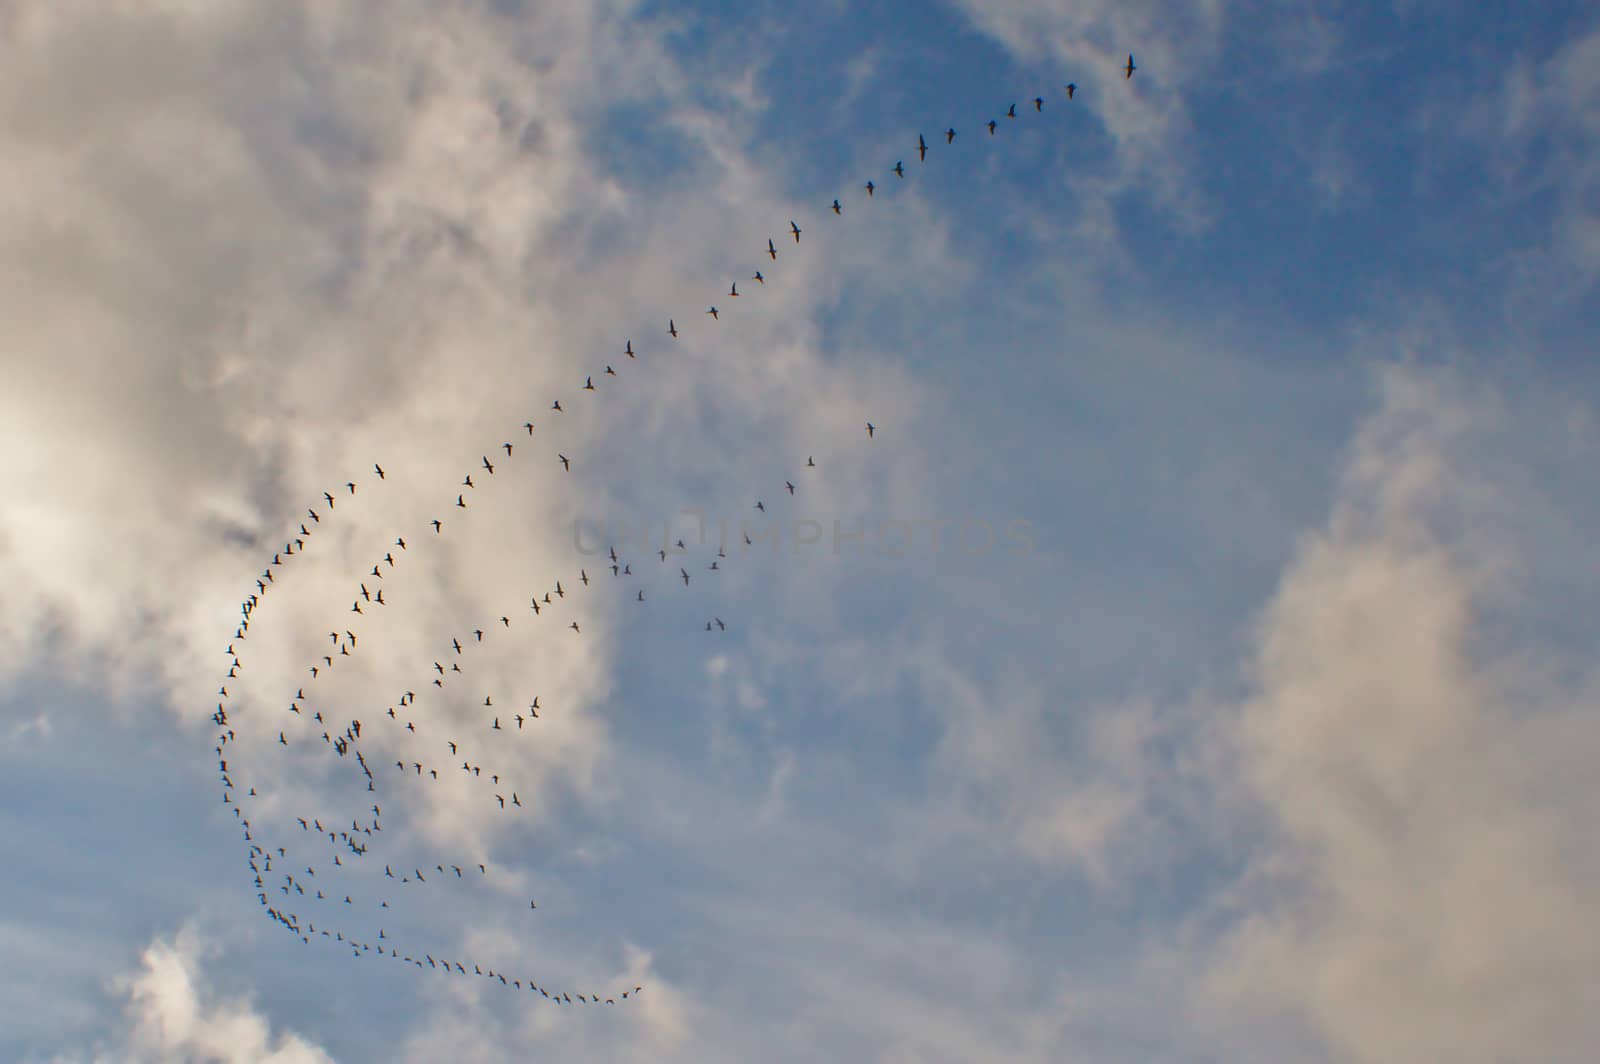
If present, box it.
[213,56,1138,1005]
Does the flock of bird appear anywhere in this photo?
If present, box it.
[211,57,1138,1010]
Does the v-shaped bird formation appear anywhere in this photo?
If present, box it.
[211,57,1139,1008]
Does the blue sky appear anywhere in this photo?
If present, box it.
[2,1,1599,1061]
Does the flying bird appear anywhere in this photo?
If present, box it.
[918,133,928,161]
[1035,96,1044,111]
[866,422,876,438]
[894,160,905,178]
[790,220,801,242]
[558,454,570,471]
[767,238,778,260]
[625,340,635,358]
[1125,54,1136,78]
[1066,82,1076,98]
[707,306,719,320]
[865,180,876,196]
[946,128,956,144]
[668,319,678,338]
[374,464,385,479]
[831,199,842,214]
[753,271,764,283]
[987,120,997,135]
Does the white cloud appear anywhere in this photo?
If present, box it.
[75,926,336,1064]
[1185,362,1600,1062]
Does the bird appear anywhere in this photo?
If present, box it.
[668,319,678,338]
[432,519,442,532]
[482,456,494,473]
[790,220,801,242]
[396,537,406,550]
[580,570,589,586]
[918,133,928,161]
[946,128,956,144]
[707,306,719,320]
[786,481,794,494]
[680,568,690,586]
[625,340,635,358]
[753,271,765,284]
[374,464,385,479]
[552,399,563,411]
[1035,96,1044,111]
[866,422,876,438]
[1125,53,1135,77]
[865,179,876,196]
[987,119,997,135]
[558,454,570,471]
[456,494,466,508]
[1007,103,1017,118]
[324,491,335,507]
[503,442,513,455]
[605,365,616,376]
[524,421,535,434]
[584,376,595,391]
[715,618,726,631]
[729,282,739,297]
[1066,82,1076,99]
[767,238,778,260]
[807,456,815,467]
[831,199,842,214]
[569,620,581,633]
[894,160,905,178]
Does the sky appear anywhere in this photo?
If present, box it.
[2,1,1599,1061]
